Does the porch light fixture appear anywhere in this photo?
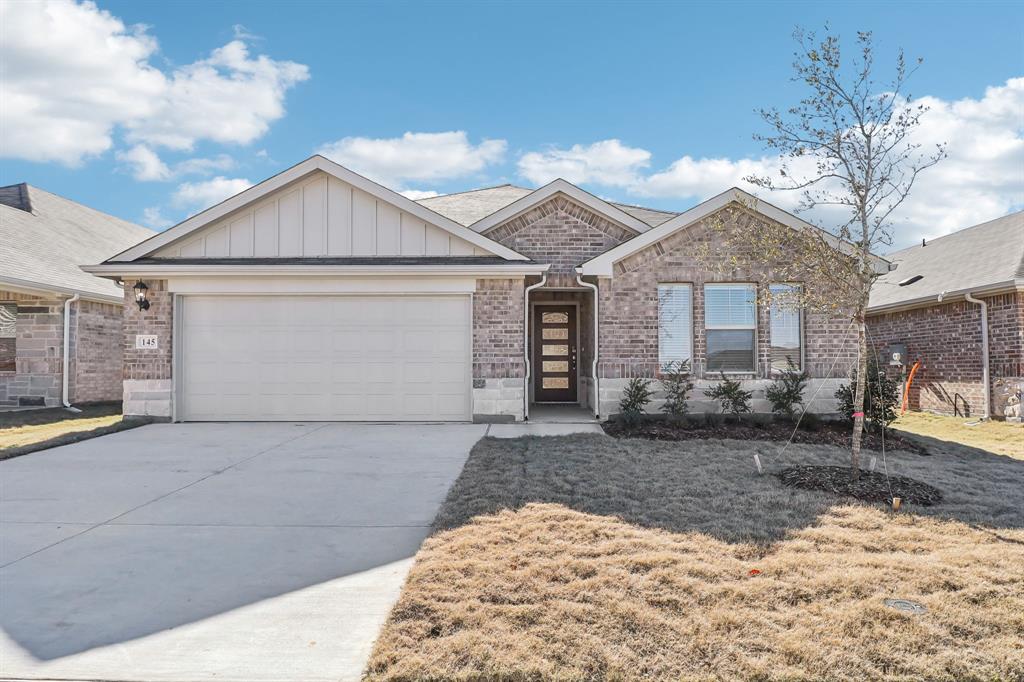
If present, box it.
[133,280,150,311]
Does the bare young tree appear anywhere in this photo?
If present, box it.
[720,28,944,475]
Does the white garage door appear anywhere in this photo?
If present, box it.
[179,295,471,421]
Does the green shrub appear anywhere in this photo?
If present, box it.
[619,377,653,427]
[766,360,810,420]
[703,373,752,418]
[835,357,899,431]
[660,360,694,418]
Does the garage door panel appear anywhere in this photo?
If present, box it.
[181,295,471,421]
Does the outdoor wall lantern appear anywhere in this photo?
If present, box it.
[133,280,150,311]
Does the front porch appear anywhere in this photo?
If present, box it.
[526,287,597,419]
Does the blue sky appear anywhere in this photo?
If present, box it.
[2,0,1022,249]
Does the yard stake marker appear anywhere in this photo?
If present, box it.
[869,456,877,471]
[754,454,763,474]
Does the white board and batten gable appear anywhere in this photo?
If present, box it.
[155,171,490,259]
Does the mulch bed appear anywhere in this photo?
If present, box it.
[776,465,944,506]
[602,418,927,454]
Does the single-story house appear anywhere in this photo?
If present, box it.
[868,211,1024,419]
[1,183,153,408]
[84,155,872,422]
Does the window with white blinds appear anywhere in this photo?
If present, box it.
[657,284,692,371]
[704,283,756,372]
[769,284,802,371]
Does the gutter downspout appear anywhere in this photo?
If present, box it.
[62,294,81,411]
[963,292,991,420]
[523,273,547,420]
[576,270,600,419]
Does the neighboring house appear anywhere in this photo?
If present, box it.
[0,184,153,408]
[868,211,1024,419]
[84,155,869,422]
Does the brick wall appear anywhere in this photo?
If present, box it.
[68,299,124,403]
[0,290,64,407]
[867,291,1024,417]
[473,278,525,379]
[598,205,857,381]
[485,195,636,288]
[122,280,174,417]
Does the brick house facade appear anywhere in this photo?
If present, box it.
[867,292,1024,418]
[1,288,124,407]
[87,156,868,422]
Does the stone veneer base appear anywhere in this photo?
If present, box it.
[123,379,173,418]
[472,378,525,422]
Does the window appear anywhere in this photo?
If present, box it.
[769,284,802,372]
[704,284,756,373]
[0,303,16,373]
[658,284,692,371]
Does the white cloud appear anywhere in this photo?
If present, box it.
[317,131,506,187]
[142,206,174,229]
[172,177,252,210]
[116,145,236,182]
[517,139,651,186]
[537,78,1023,248]
[116,145,172,181]
[0,1,308,166]
[400,189,440,200]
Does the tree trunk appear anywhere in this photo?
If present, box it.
[850,311,868,479]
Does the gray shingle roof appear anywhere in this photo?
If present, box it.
[0,185,153,300]
[416,184,678,229]
[868,210,1024,311]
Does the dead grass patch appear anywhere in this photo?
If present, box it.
[894,412,1024,460]
[366,434,1024,681]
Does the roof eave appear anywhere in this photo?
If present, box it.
[867,279,1024,315]
[81,263,551,278]
[0,274,123,304]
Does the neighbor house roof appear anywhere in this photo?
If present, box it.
[0,184,153,302]
[417,184,679,229]
[868,210,1024,313]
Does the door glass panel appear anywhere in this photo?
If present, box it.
[542,344,568,356]
[542,327,568,339]
[543,361,569,372]
[543,377,569,389]
[542,312,569,323]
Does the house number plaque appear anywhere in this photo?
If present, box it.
[135,334,159,349]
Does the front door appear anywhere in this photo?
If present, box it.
[533,305,578,402]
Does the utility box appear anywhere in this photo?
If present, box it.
[887,343,908,366]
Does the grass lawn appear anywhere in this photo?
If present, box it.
[366,434,1024,681]
[0,403,135,457]
[893,411,1024,460]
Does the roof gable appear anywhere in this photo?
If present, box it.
[109,156,528,262]
[467,179,653,236]
[580,188,887,277]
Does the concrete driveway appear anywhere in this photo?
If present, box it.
[0,422,486,681]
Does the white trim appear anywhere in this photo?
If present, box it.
[468,179,651,235]
[867,280,1024,315]
[107,156,529,263]
[0,275,123,304]
[579,187,889,277]
[62,293,80,408]
[83,263,550,278]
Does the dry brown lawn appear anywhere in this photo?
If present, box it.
[0,414,122,450]
[894,411,1024,460]
[366,434,1024,681]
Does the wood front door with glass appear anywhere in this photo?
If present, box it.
[533,306,577,402]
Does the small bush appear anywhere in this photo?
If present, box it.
[835,357,899,432]
[619,377,653,427]
[766,360,810,421]
[660,360,694,419]
[703,373,752,418]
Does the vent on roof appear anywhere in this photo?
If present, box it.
[898,274,923,286]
